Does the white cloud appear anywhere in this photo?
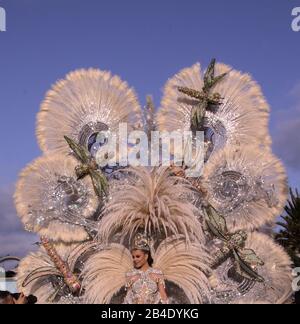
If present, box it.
[272,81,300,188]
[273,118,300,169]
[0,184,38,258]
[290,82,300,99]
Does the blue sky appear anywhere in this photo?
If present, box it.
[0,0,300,256]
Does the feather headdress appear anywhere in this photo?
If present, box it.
[98,167,204,243]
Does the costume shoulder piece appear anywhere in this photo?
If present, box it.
[125,269,139,278]
[126,268,163,277]
[150,268,164,276]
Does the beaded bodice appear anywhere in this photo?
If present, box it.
[123,268,165,304]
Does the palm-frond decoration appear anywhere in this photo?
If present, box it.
[98,167,204,243]
[64,136,109,197]
[204,204,265,283]
[157,61,271,158]
[209,232,292,304]
[178,58,227,131]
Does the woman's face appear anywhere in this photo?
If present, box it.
[132,249,148,269]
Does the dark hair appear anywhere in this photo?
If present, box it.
[0,291,11,304]
[5,271,16,278]
[11,293,37,305]
[0,291,37,305]
[143,250,154,267]
[0,291,10,299]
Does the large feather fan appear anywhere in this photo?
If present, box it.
[17,242,97,304]
[154,237,212,304]
[14,154,99,242]
[82,238,212,304]
[209,232,292,304]
[98,167,204,243]
[82,244,133,304]
[157,62,271,157]
[202,146,288,232]
[36,69,142,156]
[18,248,59,304]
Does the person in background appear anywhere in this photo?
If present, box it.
[0,291,37,304]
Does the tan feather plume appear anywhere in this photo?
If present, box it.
[154,237,212,304]
[17,242,97,304]
[82,244,132,304]
[17,244,73,304]
[14,154,98,242]
[202,146,288,232]
[36,69,142,155]
[98,167,204,243]
[83,237,212,304]
[240,232,292,304]
[210,232,292,304]
[158,63,204,133]
[157,62,271,156]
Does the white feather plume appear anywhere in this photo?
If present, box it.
[36,69,142,155]
[17,242,98,304]
[14,154,98,242]
[98,167,204,243]
[212,63,271,147]
[202,146,288,232]
[154,237,212,304]
[17,249,57,304]
[241,232,292,304]
[17,244,78,304]
[210,232,292,304]
[158,63,204,133]
[82,244,132,304]
[157,62,271,156]
[83,237,212,304]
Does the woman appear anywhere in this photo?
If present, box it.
[123,234,169,304]
[0,291,30,304]
[82,233,210,304]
